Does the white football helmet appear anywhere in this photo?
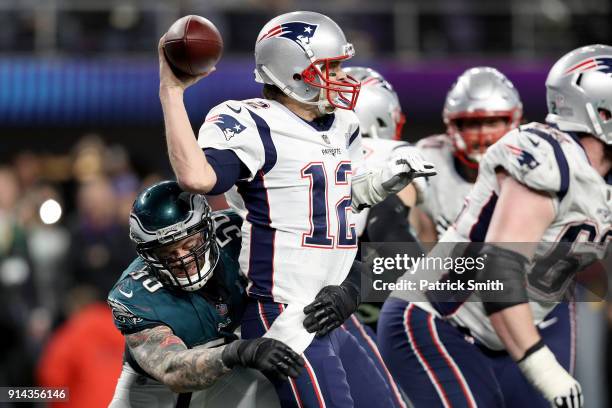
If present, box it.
[254,11,360,113]
[546,44,612,145]
[443,67,523,168]
[344,67,405,140]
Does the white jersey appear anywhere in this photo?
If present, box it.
[354,138,414,236]
[393,122,612,350]
[415,135,474,238]
[198,98,362,304]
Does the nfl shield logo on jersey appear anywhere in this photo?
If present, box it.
[321,134,330,144]
[215,303,228,317]
[206,114,246,141]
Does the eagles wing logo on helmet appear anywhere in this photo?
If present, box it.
[206,114,246,141]
[257,22,318,51]
[563,56,612,76]
[506,144,540,170]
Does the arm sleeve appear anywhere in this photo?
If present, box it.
[198,102,265,181]
[204,148,251,195]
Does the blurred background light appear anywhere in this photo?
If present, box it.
[39,198,62,224]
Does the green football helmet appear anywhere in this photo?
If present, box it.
[129,180,219,291]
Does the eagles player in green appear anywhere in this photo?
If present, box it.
[107,181,303,407]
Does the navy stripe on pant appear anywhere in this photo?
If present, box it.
[378,298,574,408]
[342,315,407,408]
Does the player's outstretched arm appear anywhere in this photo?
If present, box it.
[158,36,217,193]
[126,325,230,392]
[481,173,583,407]
[126,325,304,393]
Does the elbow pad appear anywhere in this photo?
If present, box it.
[477,244,529,315]
[351,169,388,212]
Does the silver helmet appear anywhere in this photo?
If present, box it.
[546,44,612,145]
[443,67,523,168]
[254,11,360,112]
[344,67,405,140]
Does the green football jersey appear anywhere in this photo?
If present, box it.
[107,210,245,351]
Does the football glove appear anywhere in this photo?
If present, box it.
[380,150,437,194]
[517,341,583,408]
[303,283,360,337]
[221,338,304,381]
[351,148,436,211]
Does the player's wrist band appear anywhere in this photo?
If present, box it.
[518,339,545,363]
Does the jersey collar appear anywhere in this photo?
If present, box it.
[270,99,336,132]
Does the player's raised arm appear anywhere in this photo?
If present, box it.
[157,36,217,193]
[125,325,304,393]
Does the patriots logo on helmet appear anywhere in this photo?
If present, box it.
[506,144,540,170]
[361,77,394,93]
[257,21,318,51]
[563,56,612,76]
[206,114,246,141]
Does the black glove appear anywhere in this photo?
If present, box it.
[221,338,304,381]
[303,283,360,337]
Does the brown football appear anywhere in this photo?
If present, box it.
[163,15,223,76]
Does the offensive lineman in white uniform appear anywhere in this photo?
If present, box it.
[378,45,611,408]
[409,67,523,242]
[158,11,435,408]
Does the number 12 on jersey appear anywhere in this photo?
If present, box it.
[301,161,357,249]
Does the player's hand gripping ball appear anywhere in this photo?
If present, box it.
[162,15,223,76]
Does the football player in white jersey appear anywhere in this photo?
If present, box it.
[409,66,523,242]
[378,45,611,408]
[157,11,435,408]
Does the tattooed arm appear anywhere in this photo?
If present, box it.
[126,325,305,393]
[125,325,231,393]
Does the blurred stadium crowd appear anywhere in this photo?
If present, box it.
[0,0,611,407]
[0,0,609,58]
[0,137,152,403]
[0,135,231,407]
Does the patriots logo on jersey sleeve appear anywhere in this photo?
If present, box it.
[206,114,246,141]
[564,56,612,76]
[505,144,540,170]
[257,22,318,51]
